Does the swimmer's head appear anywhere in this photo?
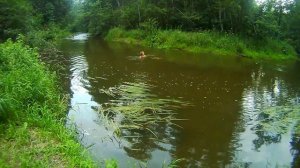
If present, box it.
[140,51,145,56]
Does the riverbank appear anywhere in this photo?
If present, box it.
[0,40,96,167]
[105,27,297,60]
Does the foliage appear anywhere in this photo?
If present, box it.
[106,27,296,60]
[0,1,96,167]
[28,0,72,25]
[0,0,33,40]
[69,1,87,32]
[0,40,57,121]
[288,0,300,53]
[23,25,71,84]
[0,0,71,41]
[0,40,96,167]
[26,24,69,49]
[105,159,119,168]
[80,0,115,36]
[77,0,300,54]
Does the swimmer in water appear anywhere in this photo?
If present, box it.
[139,51,146,58]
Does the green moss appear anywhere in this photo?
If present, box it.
[106,27,297,60]
[0,40,96,167]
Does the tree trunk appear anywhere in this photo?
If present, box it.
[219,8,224,32]
[206,0,212,29]
[116,0,120,7]
[138,3,141,25]
[229,13,233,32]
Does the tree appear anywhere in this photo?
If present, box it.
[0,0,33,40]
[82,0,115,36]
[28,0,72,25]
[286,0,300,53]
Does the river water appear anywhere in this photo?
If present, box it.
[60,34,300,167]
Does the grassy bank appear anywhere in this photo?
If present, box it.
[0,40,96,167]
[105,27,297,60]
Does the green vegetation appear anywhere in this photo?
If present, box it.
[106,27,296,60]
[0,0,72,41]
[0,0,97,167]
[105,159,119,168]
[1,0,300,167]
[98,82,188,137]
[250,105,300,152]
[75,0,300,59]
[256,105,300,135]
[0,40,95,167]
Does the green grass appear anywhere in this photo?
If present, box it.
[105,27,297,60]
[0,40,96,167]
[98,82,188,137]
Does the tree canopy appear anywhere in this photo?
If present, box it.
[0,0,71,40]
[0,0,300,53]
[74,0,300,52]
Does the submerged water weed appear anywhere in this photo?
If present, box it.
[255,105,300,135]
[162,159,184,168]
[98,82,188,137]
[105,159,118,168]
[251,105,300,149]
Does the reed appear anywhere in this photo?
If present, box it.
[98,82,189,137]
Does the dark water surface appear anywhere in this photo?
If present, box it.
[61,34,300,167]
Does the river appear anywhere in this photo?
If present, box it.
[60,34,300,167]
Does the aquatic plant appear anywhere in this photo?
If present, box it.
[163,159,184,168]
[98,82,188,137]
[105,159,118,168]
[255,105,300,135]
[250,105,300,150]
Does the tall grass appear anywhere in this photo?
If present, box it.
[0,40,95,167]
[0,39,61,121]
[98,82,188,137]
[106,27,297,60]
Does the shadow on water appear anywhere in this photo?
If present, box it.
[61,34,300,167]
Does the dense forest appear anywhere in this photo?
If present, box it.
[72,0,300,55]
[0,0,71,38]
[1,0,300,55]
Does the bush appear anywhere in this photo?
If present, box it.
[25,24,69,50]
[106,27,297,60]
[0,39,63,122]
[0,39,96,168]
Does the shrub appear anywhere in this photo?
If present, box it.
[106,27,297,60]
[0,39,64,122]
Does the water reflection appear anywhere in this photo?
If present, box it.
[83,38,255,167]
[234,65,300,167]
[61,35,300,167]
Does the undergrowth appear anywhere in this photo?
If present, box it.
[0,40,95,167]
[105,27,297,60]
